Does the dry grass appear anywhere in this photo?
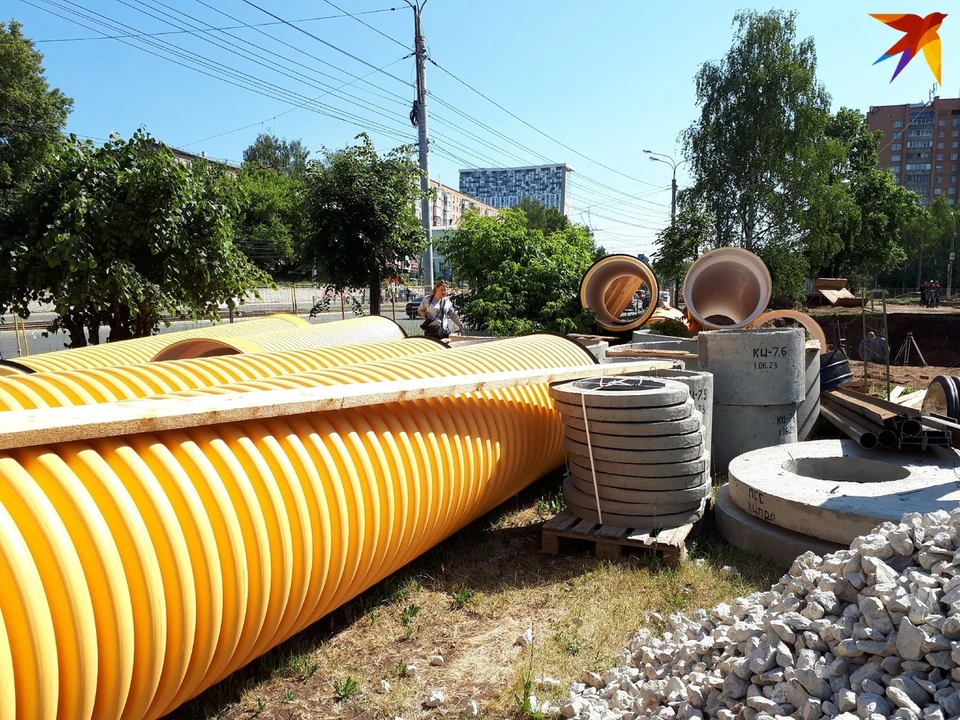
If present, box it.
[168,474,780,720]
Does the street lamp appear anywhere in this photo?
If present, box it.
[642,149,686,226]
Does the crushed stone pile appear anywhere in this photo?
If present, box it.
[560,509,960,720]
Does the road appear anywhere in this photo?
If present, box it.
[0,308,424,364]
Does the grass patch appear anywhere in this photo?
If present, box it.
[169,474,779,719]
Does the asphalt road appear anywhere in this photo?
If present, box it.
[0,309,424,364]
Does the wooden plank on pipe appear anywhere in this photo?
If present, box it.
[821,395,887,432]
[605,348,697,359]
[832,387,921,419]
[0,359,672,452]
[823,388,913,427]
[897,389,927,408]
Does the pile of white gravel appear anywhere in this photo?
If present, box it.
[558,509,960,720]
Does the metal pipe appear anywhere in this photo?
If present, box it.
[683,247,772,329]
[578,254,660,332]
[820,405,879,449]
[899,418,923,437]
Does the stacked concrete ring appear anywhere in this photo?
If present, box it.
[549,376,708,529]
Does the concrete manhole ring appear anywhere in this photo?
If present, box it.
[714,485,846,568]
[568,456,707,485]
[727,439,960,545]
[552,398,695,423]
[564,438,704,464]
[550,376,690,409]
[563,478,707,529]
[569,475,709,504]
[560,412,702,437]
[564,427,704,451]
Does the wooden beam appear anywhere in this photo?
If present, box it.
[605,348,697,359]
[0,360,672,452]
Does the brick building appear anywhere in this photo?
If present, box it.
[867,97,960,206]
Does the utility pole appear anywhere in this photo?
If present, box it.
[948,221,956,299]
[644,149,685,302]
[406,0,433,289]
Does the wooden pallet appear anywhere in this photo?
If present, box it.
[541,508,706,566]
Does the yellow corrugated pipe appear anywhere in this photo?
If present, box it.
[151,315,406,361]
[0,314,308,375]
[0,338,444,413]
[0,334,594,720]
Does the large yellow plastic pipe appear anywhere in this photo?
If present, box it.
[151,316,407,361]
[0,333,594,720]
[0,338,444,413]
[0,314,308,375]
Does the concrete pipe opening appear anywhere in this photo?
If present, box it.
[579,254,659,333]
[683,247,772,329]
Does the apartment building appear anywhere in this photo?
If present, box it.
[867,96,960,206]
[458,164,574,215]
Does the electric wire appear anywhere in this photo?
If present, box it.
[33,8,401,42]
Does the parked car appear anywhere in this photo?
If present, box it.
[405,297,423,319]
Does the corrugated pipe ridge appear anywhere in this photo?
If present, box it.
[0,338,444,413]
[0,333,592,720]
[151,316,407,361]
[2,315,308,374]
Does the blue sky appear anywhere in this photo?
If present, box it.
[10,0,958,256]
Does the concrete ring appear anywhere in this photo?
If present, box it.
[727,439,960,545]
[561,412,702,437]
[563,479,707,529]
[568,456,707,484]
[564,437,704,464]
[569,475,709,504]
[553,398,695,423]
[550,376,690,409]
[714,485,845,568]
[564,427,704,451]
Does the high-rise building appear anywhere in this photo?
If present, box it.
[867,96,960,206]
[458,164,574,215]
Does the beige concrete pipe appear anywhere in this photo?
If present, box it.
[579,254,659,333]
[683,247,772,329]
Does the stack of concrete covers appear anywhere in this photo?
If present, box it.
[550,376,710,530]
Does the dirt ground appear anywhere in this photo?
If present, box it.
[168,475,778,720]
[806,302,960,316]
[846,360,957,396]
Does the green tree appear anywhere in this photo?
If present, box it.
[812,107,923,287]
[515,197,570,234]
[684,9,833,298]
[0,20,73,198]
[653,191,713,292]
[0,130,269,346]
[437,207,596,335]
[235,166,303,273]
[301,134,424,315]
[243,132,310,179]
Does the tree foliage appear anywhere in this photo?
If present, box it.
[301,134,424,315]
[0,130,269,346]
[437,207,597,335]
[807,108,923,287]
[684,9,832,299]
[514,197,570,234]
[235,166,303,273]
[243,132,310,180]
[0,20,73,198]
[652,190,713,289]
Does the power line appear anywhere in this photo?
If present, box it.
[237,0,411,87]
[26,0,418,145]
[318,0,410,52]
[33,8,401,42]
[179,56,410,148]
[428,58,663,190]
